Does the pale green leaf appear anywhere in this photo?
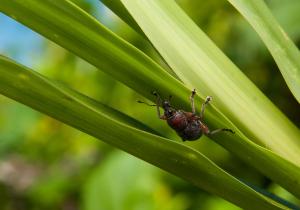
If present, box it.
[119,0,300,165]
[119,0,300,199]
[227,0,300,103]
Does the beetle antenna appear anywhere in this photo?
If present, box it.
[137,100,156,106]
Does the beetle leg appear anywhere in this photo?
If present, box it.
[208,128,235,136]
[137,101,156,106]
[190,89,196,114]
[200,96,212,119]
[152,91,166,120]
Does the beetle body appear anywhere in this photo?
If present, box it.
[139,89,234,141]
[165,108,207,141]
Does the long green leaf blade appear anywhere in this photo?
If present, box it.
[115,0,300,198]
[119,0,300,164]
[94,3,300,198]
[227,0,300,103]
[0,55,286,210]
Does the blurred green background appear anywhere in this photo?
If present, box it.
[0,0,299,209]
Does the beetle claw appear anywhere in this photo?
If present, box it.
[152,91,158,96]
[206,96,212,102]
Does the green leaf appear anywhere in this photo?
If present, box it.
[118,0,300,199]
[0,0,183,102]
[227,0,300,103]
[0,55,286,209]
[118,0,300,163]
[1,0,300,199]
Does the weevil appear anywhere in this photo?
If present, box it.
[139,89,234,141]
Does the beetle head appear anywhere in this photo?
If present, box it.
[162,100,171,109]
[162,100,175,118]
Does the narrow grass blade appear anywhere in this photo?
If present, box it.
[119,0,300,164]
[227,0,300,103]
[0,55,287,210]
[1,0,300,199]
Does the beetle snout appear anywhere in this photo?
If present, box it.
[162,100,171,109]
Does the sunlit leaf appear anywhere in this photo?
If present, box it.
[119,0,300,199]
[119,0,300,163]
[227,0,300,103]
